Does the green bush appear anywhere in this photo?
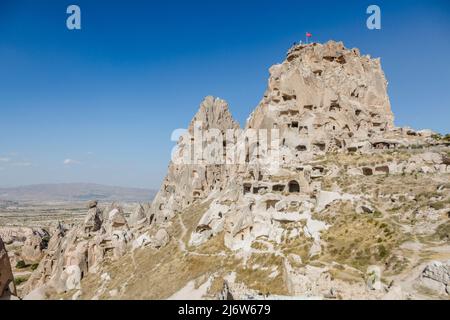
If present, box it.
[14,276,28,286]
[431,134,442,140]
[15,260,28,269]
[378,245,388,258]
[431,202,445,210]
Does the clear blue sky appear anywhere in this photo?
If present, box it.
[0,0,449,189]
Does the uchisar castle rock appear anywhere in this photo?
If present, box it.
[1,41,450,300]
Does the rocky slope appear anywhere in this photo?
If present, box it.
[2,40,449,300]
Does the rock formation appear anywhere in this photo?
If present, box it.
[149,95,240,224]
[0,236,17,299]
[15,40,450,300]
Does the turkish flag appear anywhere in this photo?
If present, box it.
[306,32,312,38]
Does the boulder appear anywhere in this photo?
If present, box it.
[84,207,103,232]
[418,260,450,295]
[88,200,98,209]
[366,266,382,291]
[65,265,82,290]
[132,234,151,250]
[128,204,147,226]
[21,229,49,263]
[356,204,375,214]
[153,229,169,248]
[107,208,128,229]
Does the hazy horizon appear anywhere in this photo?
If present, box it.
[1,0,449,189]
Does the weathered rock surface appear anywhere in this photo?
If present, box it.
[21,229,49,263]
[0,236,17,299]
[14,40,450,300]
[418,260,450,295]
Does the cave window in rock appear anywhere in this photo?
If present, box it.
[272,184,285,192]
[288,180,300,193]
[362,167,373,176]
[266,200,279,210]
[374,142,391,150]
[313,166,325,174]
[291,121,299,128]
[253,186,267,194]
[313,142,326,152]
[325,121,338,132]
[296,145,307,152]
[375,166,389,174]
[355,109,362,116]
[329,103,341,112]
[313,70,323,76]
[304,105,313,111]
[282,94,296,102]
[336,56,346,64]
[334,139,343,149]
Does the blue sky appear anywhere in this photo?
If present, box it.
[0,0,449,189]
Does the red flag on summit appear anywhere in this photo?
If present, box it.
[306,32,312,38]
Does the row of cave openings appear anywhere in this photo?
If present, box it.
[277,102,384,134]
[243,180,300,195]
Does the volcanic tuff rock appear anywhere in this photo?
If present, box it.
[21,202,167,298]
[13,41,450,300]
[0,236,17,299]
[148,41,438,252]
[150,96,240,225]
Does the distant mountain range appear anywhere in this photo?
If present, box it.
[0,183,156,202]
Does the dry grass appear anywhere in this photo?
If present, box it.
[318,202,401,272]
[235,253,288,296]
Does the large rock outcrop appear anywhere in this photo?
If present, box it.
[187,41,413,251]
[17,40,449,300]
[148,96,240,224]
[248,41,395,160]
[0,236,17,299]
